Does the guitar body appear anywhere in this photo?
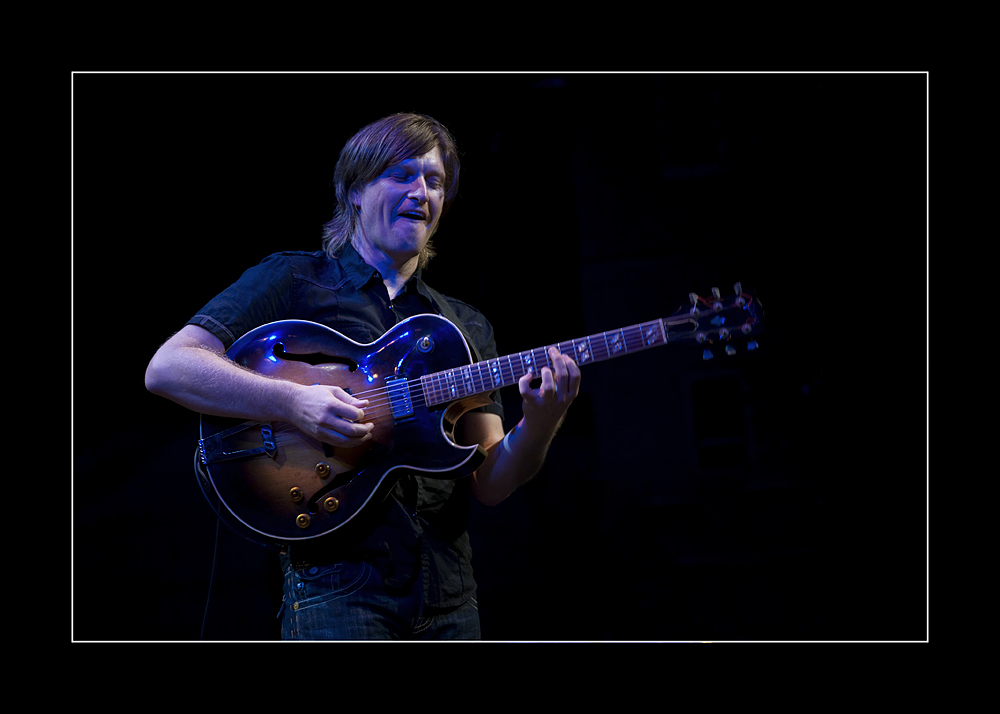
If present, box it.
[198,315,492,546]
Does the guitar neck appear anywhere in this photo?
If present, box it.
[419,287,759,407]
[420,318,672,407]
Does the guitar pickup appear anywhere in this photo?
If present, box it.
[199,421,277,465]
[384,376,415,421]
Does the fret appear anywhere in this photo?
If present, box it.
[471,362,485,394]
[625,325,644,352]
[488,359,503,389]
[423,374,433,405]
[420,374,435,406]
[460,365,475,397]
[533,347,545,374]
[533,346,548,373]
[520,350,535,377]
[434,372,445,403]
[641,319,665,348]
[608,328,627,356]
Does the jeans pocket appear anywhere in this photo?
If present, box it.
[289,560,372,612]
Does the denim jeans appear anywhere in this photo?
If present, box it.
[279,553,480,640]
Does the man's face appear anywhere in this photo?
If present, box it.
[353,147,446,265]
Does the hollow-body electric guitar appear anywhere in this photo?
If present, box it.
[197,284,760,547]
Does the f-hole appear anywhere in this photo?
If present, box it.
[273,342,359,370]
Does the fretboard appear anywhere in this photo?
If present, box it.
[420,319,668,406]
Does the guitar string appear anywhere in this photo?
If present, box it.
[338,346,597,413]
[343,321,680,404]
[349,301,753,407]
[285,319,753,424]
[267,305,755,430]
[252,301,754,444]
[272,345,697,433]
[324,304,747,405]
[273,337,655,429]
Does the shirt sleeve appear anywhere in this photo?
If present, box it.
[186,253,294,349]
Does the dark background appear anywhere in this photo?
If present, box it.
[72,72,927,641]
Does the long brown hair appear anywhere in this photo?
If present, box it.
[321,113,461,269]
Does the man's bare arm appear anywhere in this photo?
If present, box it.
[145,324,373,447]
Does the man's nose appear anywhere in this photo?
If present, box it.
[407,176,428,203]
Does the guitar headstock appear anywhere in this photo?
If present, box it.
[664,282,763,359]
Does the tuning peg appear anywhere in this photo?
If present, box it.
[702,349,713,360]
[726,346,736,356]
[747,341,759,350]
[734,282,747,307]
[689,292,700,315]
[709,287,724,312]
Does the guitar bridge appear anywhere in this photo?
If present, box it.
[199,421,277,465]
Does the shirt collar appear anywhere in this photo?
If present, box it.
[337,241,382,290]
[336,241,433,304]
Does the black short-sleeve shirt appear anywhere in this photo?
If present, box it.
[187,244,504,608]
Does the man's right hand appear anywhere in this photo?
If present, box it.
[147,324,373,449]
[286,384,374,448]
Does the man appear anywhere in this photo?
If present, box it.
[144,113,581,639]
